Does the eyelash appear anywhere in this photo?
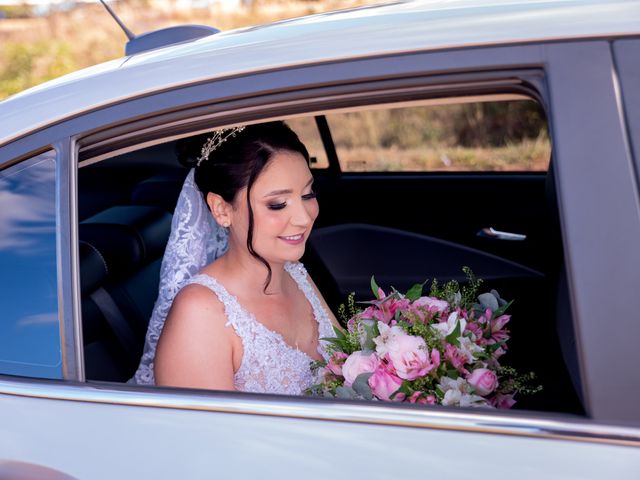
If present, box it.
[267,192,317,211]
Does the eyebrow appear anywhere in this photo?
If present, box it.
[263,178,314,198]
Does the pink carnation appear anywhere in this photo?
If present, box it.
[413,296,449,314]
[387,334,440,381]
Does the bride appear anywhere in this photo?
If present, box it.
[131,121,340,394]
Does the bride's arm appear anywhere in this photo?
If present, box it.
[155,284,236,391]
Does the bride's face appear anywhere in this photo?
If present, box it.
[232,150,319,264]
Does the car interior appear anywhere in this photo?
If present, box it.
[76,95,584,416]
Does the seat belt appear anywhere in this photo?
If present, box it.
[89,287,138,366]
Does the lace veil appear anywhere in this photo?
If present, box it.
[131,169,228,384]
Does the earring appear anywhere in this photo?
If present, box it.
[223,222,231,228]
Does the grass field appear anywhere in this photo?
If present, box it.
[0,0,368,99]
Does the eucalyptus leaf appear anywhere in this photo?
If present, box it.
[478,292,499,312]
[352,372,374,400]
[491,289,508,307]
[336,385,358,399]
[359,319,378,351]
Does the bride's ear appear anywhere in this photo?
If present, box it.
[206,192,233,228]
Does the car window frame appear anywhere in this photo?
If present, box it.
[2,39,638,430]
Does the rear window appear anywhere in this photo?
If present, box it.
[0,151,62,379]
[324,98,550,172]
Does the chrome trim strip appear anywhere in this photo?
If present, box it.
[610,47,640,203]
[1,377,638,448]
[56,139,84,381]
[55,143,70,379]
[70,138,84,381]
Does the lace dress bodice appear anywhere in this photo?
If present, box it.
[180,262,334,395]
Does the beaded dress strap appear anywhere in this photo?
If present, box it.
[183,274,247,331]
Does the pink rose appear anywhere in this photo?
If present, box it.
[368,366,404,401]
[467,368,498,396]
[327,351,348,376]
[342,351,380,386]
[386,334,439,380]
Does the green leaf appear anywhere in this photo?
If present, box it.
[371,276,381,299]
[445,319,462,347]
[405,281,425,301]
[352,372,374,400]
[493,299,513,317]
[333,325,346,340]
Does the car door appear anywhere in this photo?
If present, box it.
[1,37,639,480]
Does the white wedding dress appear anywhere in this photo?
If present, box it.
[131,169,333,394]
[183,262,334,394]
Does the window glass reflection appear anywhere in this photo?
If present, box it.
[0,151,61,379]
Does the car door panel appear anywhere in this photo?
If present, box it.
[1,385,639,480]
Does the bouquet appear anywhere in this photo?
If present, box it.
[308,268,540,408]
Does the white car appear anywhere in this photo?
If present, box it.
[1,0,639,478]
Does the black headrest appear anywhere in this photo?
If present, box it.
[79,206,172,276]
[79,241,108,295]
[131,171,187,213]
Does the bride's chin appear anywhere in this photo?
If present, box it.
[273,247,307,264]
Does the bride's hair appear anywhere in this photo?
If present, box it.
[178,121,310,291]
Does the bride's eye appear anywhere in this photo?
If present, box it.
[267,201,287,210]
[302,191,317,200]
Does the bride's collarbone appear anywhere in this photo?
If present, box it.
[241,289,320,352]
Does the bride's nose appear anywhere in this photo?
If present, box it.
[290,199,314,227]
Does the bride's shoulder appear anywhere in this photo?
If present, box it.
[171,279,226,320]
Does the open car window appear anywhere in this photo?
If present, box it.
[75,91,583,419]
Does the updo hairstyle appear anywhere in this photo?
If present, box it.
[176,121,311,291]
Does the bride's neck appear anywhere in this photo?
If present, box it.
[218,244,288,296]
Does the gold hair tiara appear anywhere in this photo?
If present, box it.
[196,126,246,167]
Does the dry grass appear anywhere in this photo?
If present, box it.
[0,0,371,99]
[335,137,551,172]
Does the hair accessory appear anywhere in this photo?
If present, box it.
[197,126,246,166]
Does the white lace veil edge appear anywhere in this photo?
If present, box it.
[130,168,229,384]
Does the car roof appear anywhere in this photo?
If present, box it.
[0,0,638,148]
